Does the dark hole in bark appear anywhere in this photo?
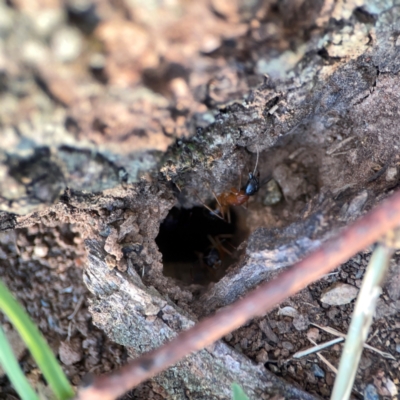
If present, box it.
[156,205,247,285]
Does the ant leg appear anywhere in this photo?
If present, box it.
[240,196,250,210]
[210,188,222,209]
[210,188,227,221]
[203,201,224,220]
[217,234,236,251]
[202,181,222,208]
[217,234,234,239]
[207,235,218,248]
[222,239,237,252]
[195,193,225,220]
[208,235,233,257]
[203,182,226,220]
[216,237,233,257]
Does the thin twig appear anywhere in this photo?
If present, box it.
[331,242,394,400]
[292,337,343,359]
[68,295,85,320]
[310,323,396,360]
[308,338,338,374]
[75,189,400,400]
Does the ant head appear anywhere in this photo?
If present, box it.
[245,172,259,196]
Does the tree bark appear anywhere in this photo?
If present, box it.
[1,0,400,398]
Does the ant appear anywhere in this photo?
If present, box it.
[201,147,260,222]
[204,234,233,267]
[194,234,235,282]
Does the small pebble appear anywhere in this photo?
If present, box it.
[386,166,398,181]
[306,327,320,342]
[282,341,294,351]
[105,254,117,270]
[263,179,282,205]
[311,364,325,378]
[59,340,82,365]
[234,344,242,353]
[281,349,290,357]
[355,268,364,279]
[326,372,334,385]
[90,53,106,70]
[224,333,233,341]
[256,349,269,363]
[320,282,358,305]
[396,343,400,353]
[268,363,279,374]
[293,314,309,331]
[99,226,111,237]
[40,299,50,308]
[0,3,13,35]
[276,320,291,334]
[386,270,400,301]
[327,307,338,320]
[364,384,379,400]
[259,320,278,343]
[52,27,83,62]
[34,245,48,258]
[278,306,298,318]
[305,369,316,384]
[344,190,368,220]
[385,378,398,396]
[0,248,7,260]
[359,356,372,370]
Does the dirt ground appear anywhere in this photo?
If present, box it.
[225,251,400,399]
[0,225,131,398]
[1,226,399,399]
[1,0,400,399]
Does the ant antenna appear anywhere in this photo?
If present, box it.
[252,145,259,175]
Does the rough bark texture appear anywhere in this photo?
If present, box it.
[86,239,317,399]
[1,0,400,398]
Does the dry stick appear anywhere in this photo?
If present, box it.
[331,242,394,400]
[292,337,344,359]
[308,338,338,374]
[76,190,400,400]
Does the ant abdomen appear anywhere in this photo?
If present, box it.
[218,188,248,208]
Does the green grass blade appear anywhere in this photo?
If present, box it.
[0,327,40,400]
[232,383,250,400]
[0,280,74,400]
